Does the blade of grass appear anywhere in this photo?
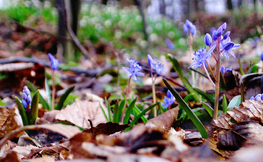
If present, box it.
[55,86,75,110]
[163,79,208,138]
[100,103,109,122]
[113,101,119,123]
[222,94,227,113]
[123,98,137,124]
[128,103,158,128]
[201,102,214,118]
[105,98,112,122]
[29,90,39,125]
[194,88,215,103]
[133,105,148,123]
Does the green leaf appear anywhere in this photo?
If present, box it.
[29,90,39,125]
[222,94,227,113]
[113,101,120,123]
[100,103,109,122]
[163,79,208,138]
[127,103,158,129]
[27,81,51,111]
[201,102,214,118]
[133,106,148,123]
[227,95,241,109]
[123,98,137,124]
[184,94,195,102]
[105,98,112,122]
[194,88,215,103]
[55,86,75,110]
[15,97,28,126]
[247,64,258,74]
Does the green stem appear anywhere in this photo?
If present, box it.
[52,70,55,110]
[188,35,195,87]
[213,40,221,119]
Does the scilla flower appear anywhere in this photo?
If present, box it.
[147,54,167,75]
[122,58,144,81]
[161,90,176,109]
[189,46,215,69]
[22,86,31,110]
[48,53,59,70]
[250,93,263,101]
[183,19,196,35]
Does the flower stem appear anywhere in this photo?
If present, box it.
[203,64,215,87]
[205,60,216,81]
[213,40,221,119]
[151,68,157,117]
[51,70,55,110]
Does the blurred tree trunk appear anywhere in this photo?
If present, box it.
[227,0,233,10]
[56,0,81,61]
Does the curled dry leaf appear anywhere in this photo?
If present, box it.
[55,99,107,129]
[145,108,179,132]
[0,108,22,139]
[210,100,263,158]
[0,151,21,162]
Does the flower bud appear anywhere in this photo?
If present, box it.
[204,33,212,46]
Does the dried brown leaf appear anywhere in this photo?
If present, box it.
[210,100,263,158]
[0,108,21,139]
[55,99,107,128]
[145,108,179,132]
[0,151,21,162]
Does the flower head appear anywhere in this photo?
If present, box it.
[22,86,31,110]
[48,53,59,71]
[183,19,196,35]
[221,42,240,59]
[147,54,167,75]
[250,93,263,101]
[189,46,215,68]
[122,57,144,81]
[161,90,176,109]
[260,53,263,61]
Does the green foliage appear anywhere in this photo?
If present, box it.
[227,95,241,110]
[55,86,75,110]
[15,90,39,126]
[163,79,208,138]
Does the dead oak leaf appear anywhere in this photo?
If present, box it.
[55,99,107,129]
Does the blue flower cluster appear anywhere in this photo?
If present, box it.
[161,90,176,109]
[250,93,263,101]
[189,22,240,69]
[122,58,145,81]
[22,86,31,109]
[48,53,59,71]
[147,54,167,75]
[220,66,232,75]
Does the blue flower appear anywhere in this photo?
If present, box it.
[189,46,215,68]
[260,53,263,61]
[147,54,167,75]
[165,38,175,50]
[48,53,59,70]
[221,42,240,59]
[161,90,176,109]
[22,86,31,109]
[204,33,212,47]
[250,93,263,101]
[122,58,144,81]
[223,31,230,40]
[220,66,225,74]
[183,19,196,35]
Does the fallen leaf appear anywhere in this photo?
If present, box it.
[0,151,21,162]
[145,108,179,132]
[0,124,81,149]
[55,99,107,128]
[85,122,129,136]
[0,108,21,138]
